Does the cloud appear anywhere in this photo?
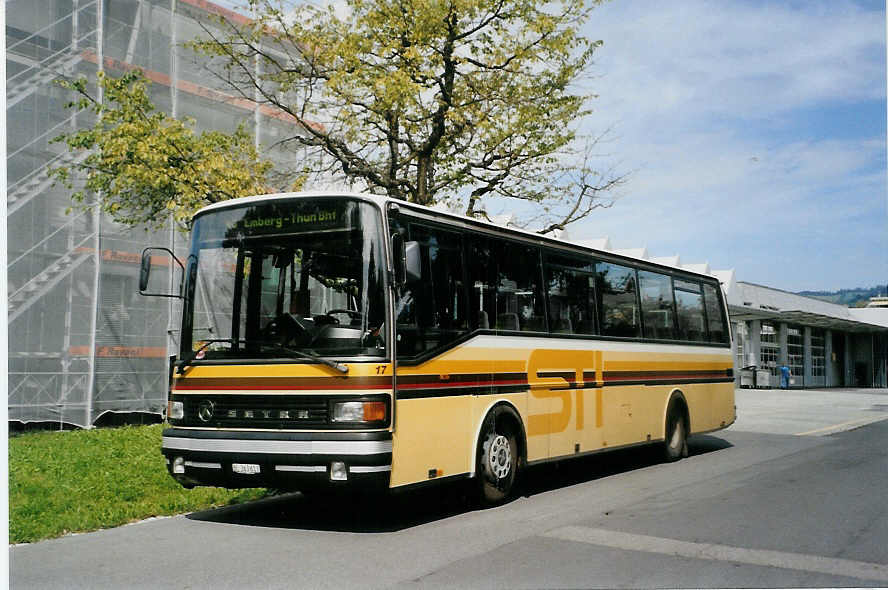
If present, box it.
[586,0,884,129]
[569,0,886,291]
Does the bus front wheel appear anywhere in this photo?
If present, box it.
[476,408,520,505]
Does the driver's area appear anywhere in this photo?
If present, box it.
[249,244,381,356]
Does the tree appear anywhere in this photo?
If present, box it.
[191,0,625,233]
[52,70,273,230]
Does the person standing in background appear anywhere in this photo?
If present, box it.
[780,364,791,389]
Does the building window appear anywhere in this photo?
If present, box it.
[787,326,804,385]
[734,321,748,368]
[760,322,779,376]
[811,328,825,378]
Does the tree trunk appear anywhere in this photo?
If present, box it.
[416,156,432,205]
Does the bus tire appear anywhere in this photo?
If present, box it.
[663,401,689,462]
[476,407,521,505]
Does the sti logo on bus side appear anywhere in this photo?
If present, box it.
[526,349,602,436]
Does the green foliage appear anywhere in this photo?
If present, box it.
[8,424,267,544]
[190,0,624,232]
[52,70,274,230]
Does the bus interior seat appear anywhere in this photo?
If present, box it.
[496,313,520,331]
[576,319,593,334]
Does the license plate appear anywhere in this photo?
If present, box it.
[232,463,260,475]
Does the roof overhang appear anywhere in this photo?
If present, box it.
[727,305,780,322]
[779,311,885,332]
[728,305,888,333]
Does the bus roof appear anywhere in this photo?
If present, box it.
[194,191,721,283]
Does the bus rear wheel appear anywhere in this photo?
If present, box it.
[476,409,520,505]
[663,405,688,462]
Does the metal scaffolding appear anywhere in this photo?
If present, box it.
[6,0,305,427]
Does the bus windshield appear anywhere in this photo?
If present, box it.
[182,198,387,362]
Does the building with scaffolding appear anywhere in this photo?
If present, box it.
[6,0,304,427]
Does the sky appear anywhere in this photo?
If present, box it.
[221,0,884,293]
[563,0,887,293]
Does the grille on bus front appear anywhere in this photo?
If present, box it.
[177,395,329,428]
[169,394,390,429]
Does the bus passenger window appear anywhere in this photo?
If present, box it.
[597,262,640,338]
[638,271,677,340]
[467,237,497,331]
[496,243,545,333]
[673,279,706,342]
[545,258,596,335]
[467,238,546,333]
[703,283,728,343]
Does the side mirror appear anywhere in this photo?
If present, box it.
[391,235,422,286]
[139,247,185,298]
[392,233,406,286]
[404,241,421,283]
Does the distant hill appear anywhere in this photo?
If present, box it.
[796,286,887,307]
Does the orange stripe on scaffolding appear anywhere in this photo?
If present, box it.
[79,51,324,133]
[177,0,252,26]
[73,247,171,266]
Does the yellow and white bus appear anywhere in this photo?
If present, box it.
[141,191,735,503]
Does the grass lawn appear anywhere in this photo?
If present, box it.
[8,424,267,544]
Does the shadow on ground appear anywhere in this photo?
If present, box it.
[520,434,731,497]
[186,434,732,533]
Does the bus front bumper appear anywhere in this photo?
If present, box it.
[161,427,392,491]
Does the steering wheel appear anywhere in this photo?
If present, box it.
[326,309,363,323]
[362,321,385,348]
[261,313,310,345]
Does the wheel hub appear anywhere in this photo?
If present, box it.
[486,434,512,479]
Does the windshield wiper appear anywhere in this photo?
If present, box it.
[258,342,349,374]
[178,338,349,375]
[177,338,236,374]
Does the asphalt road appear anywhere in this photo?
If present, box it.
[10,388,888,589]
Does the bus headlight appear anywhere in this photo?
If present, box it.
[168,400,184,420]
[331,401,386,423]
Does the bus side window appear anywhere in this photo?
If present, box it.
[674,279,706,342]
[638,270,677,341]
[544,255,597,335]
[703,283,728,344]
[597,262,641,338]
[467,237,498,331]
[395,222,468,358]
[467,238,546,333]
[494,242,545,333]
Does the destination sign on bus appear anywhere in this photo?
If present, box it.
[225,209,339,232]
[195,199,358,242]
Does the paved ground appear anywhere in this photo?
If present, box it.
[731,386,888,436]
[10,387,888,589]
